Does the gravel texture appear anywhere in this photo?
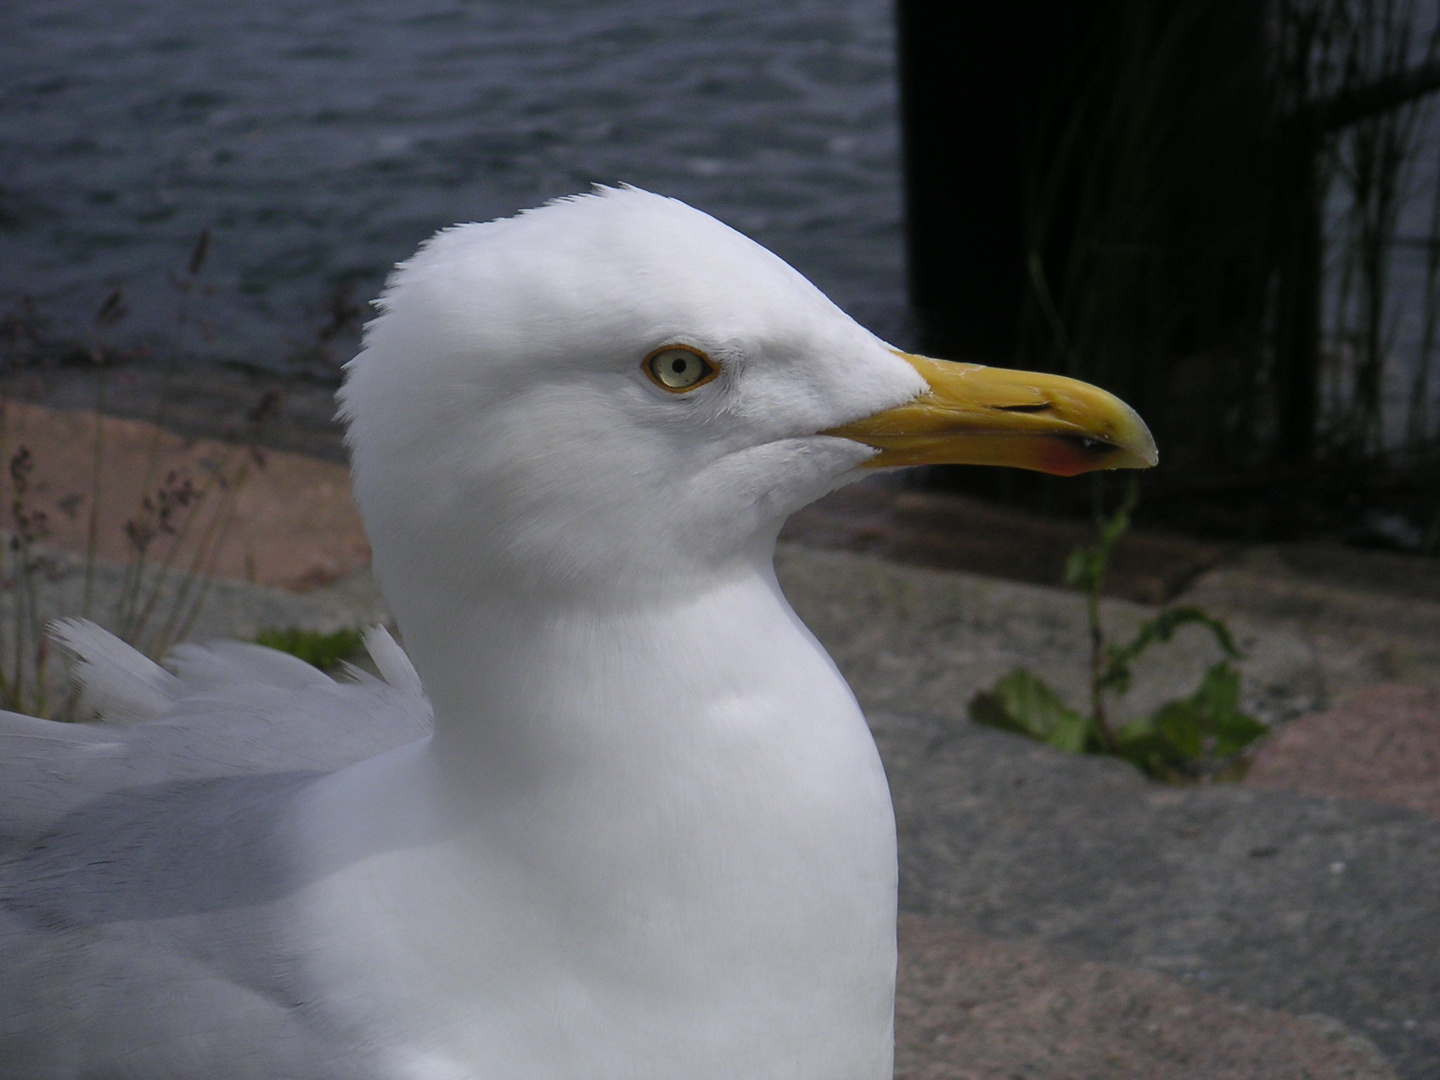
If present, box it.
[1248,684,1440,818]
[895,914,1397,1080]
[876,712,1438,1078]
[1184,546,1440,695]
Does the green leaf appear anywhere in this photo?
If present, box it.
[1115,704,1193,777]
[969,669,1091,753]
[1063,546,1095,589]
[1113,730,1189,778]
[1116,709,1158,740]
[1192,659,1240,710]
[1100,502,1132,548]
[1064,482,1138,595]
[255,626,366,671]
[1100,605,1243,691]
[1100,642,1135,696]
[1045,709,1092,754]
[1114,661,1266,778]
[1190,662,1267,755]
[1152,697,1207,759]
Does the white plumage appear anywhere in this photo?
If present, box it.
[0,187,1153,1079]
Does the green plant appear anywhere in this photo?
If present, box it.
[968,481,1266,781]
[254,626,366,672]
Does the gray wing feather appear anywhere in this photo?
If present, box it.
[1,621,432,847]
[50,617,178,725]
[0,621,433,1076]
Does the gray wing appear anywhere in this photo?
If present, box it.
[0,623,432,1077]
[0,621,432,850]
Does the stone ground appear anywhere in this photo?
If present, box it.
[3,372,1438,1079]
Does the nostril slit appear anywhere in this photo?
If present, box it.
[993,402,1052,413]
[1071,436,1118,456]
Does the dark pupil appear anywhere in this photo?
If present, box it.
[671,357,688,374]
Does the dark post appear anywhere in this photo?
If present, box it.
[1271,120,1324,473]
[895,2,1090,364]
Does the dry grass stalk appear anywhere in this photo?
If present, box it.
[0,231,276,718]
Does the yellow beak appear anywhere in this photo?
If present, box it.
[823,352,1158,476]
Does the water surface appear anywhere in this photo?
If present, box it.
[1,0,904,372]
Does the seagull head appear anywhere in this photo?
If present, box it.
[341,187,1155,611]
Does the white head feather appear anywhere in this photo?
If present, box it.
[340,186,924,615]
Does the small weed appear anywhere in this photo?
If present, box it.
[0,230,277,717]
[969,480,1267,781]
[293,281,365,373]
[255,626,365,672]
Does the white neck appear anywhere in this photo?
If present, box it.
[290,556,898,1079]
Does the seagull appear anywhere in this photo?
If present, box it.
[0,187,1155,1079]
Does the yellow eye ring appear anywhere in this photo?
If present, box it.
[643,346,718,393]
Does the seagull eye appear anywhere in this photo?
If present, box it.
[644,346,718,392]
